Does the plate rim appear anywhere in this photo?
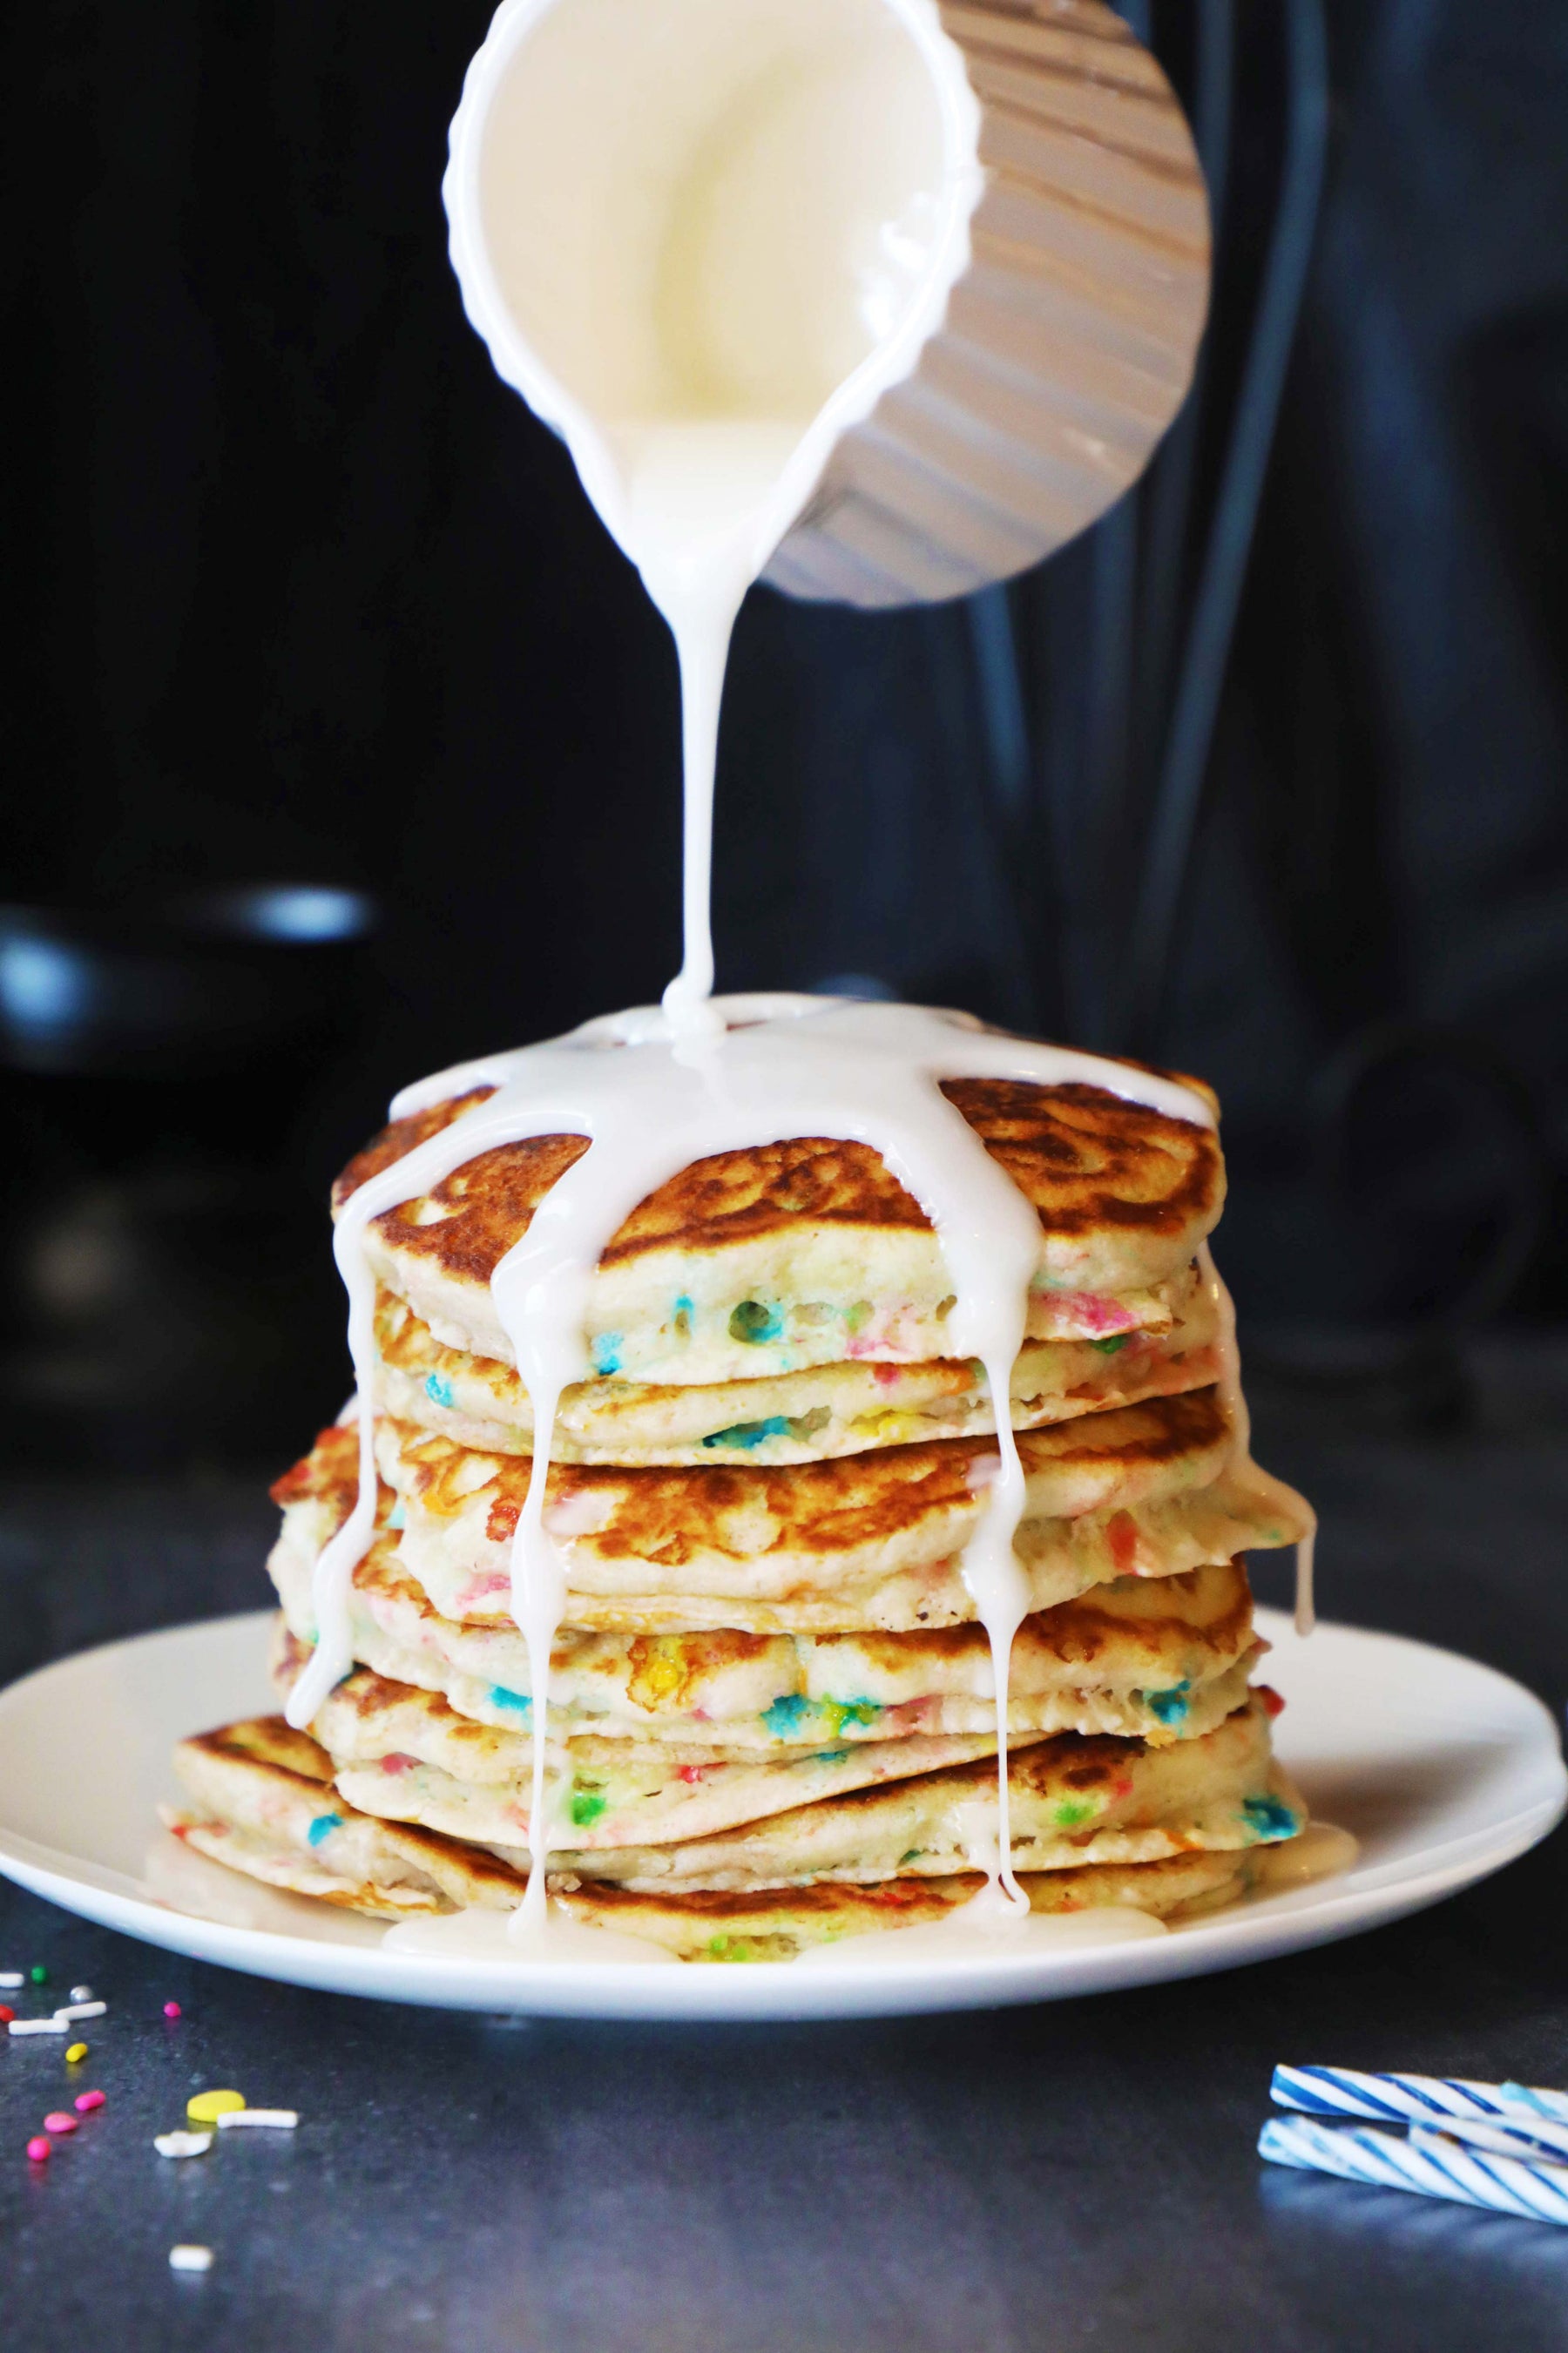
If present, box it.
[0,1606,1562,2022]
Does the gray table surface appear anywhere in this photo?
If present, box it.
[3,1348,1567,2352]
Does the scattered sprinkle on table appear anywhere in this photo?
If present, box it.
[43,2112,78,2136]
[25,2136,50,2164]
[154,2130,213,2160]
[74,2090,105,2114]
[0,1971,23,1990]
[29,1964,48,1985]
[218,2108,298,2131]
[169,2245,213,2273]
[162,2001,182,2019]
[187,2089,246,2126]
[65,2042,89,2064]
[9,2018,66,2037]
[0,2005,13,2025]
[53,2001,105,2024]
[68,1984,93,2004]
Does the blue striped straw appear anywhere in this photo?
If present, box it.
[1411,2113,1568,2167]
[1271,2066,1568,2131]
[1260,2116,1568,2227]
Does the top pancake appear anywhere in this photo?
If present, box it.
[335,1072,1225,1385]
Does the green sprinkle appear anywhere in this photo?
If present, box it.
[1089,1334,1131,1356]
[1053,1798,1096,1829]
[728,1300,783,1345]
[29,1964,48,1985]
[569,1785,608,1829]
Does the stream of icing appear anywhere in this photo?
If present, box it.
[284,997,1220,1952]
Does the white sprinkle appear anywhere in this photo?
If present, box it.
[169,2244,214,2273]
[52,2000,106,2023]
[217,2108,299,2131]
[68,1984,94,2003]
[154,2130,213,2160]
[0,1971,24,1990]
[8,2017,66,2036]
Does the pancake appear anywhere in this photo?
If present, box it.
[164,1715,1266,1956]
[519,1694,1303,1892]
[336,1072,1225,1386]
[267,1499,1263,1748]
[273,1624,1024,1849]
[371,1263,1222,1464]
[364,1390,1308,1629]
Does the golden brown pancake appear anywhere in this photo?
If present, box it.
[373,1390,1307,1629]
[164,1715,1269,1955]
[273,1409,1307,1633]
[335,1072,1225,1385]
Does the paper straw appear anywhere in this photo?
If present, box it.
[1260,2116,1568,2226]
[1271,2066,1568,2131]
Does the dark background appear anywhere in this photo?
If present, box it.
[1,0,1565,1473]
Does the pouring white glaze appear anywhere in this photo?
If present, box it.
[451,0,983,1034]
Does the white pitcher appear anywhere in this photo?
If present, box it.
[444,0,1209,609]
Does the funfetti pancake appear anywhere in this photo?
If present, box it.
[267,1502,1262,1749]
[273,1626,1022,1852]
[532,1694,1303,1893]
[369,1262,1222,1464]
[163,1716,1265,1958]
[335,1072,1225,1387]
[369,1389,1309,1628]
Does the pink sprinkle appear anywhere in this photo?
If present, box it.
[44,2113,78,2136]
[380,1753,415,1775]
[163,2000,182,2019]
[677,1764,705,1785]
[74,2090,105,2114]
[26,2136,50,2164]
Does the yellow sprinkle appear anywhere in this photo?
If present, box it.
[65,2041,88,2064]
[186,2088,246,2126]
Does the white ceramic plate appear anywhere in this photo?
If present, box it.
[0,1609,1561,2020]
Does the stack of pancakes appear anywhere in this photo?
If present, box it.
[166,1071,1314,1960]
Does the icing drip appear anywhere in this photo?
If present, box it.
[1198,1241,1318,1638]
[287,996,1216,1949]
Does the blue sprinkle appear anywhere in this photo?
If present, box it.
[1242,1794,1301,1842]
[388,1500,407,1531]
[812,1749,850,1766]
[488,1685,532,1718]
[761,1694,814,1739]
[1146,1680,1191,1725]
[703,1416,791,1451]
[672,1294,694,1337]
[307,1813,343,1848]
[423,1372,455,1410]
[590,1333,623,1376]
